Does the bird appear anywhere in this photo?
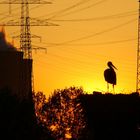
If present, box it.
[104,61,117,93]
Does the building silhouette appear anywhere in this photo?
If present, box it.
[79,93,140,140]
[0,28,32,100]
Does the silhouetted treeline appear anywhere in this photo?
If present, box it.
[0,89,54,140]
[33,87,86,140]
[1,87,140,140]
[78,92,140,140]
[33,88,140,140]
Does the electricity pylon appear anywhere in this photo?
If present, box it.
[0,0,58,93]
[0,0,58,59]
[137,0,140,93]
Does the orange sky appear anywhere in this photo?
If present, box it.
[0,0,139,96]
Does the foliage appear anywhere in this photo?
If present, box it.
[33,87,87,140]
[33,91,47,125]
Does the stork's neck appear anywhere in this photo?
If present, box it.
[109,65,114,70]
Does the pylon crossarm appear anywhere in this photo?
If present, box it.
[0,0,52,4]
[32,46,47,50]
[13,34,41,41]
[0,19,59,26]
[32,45,47,53]
[30,34,42,42]
[30,18,59,26]
[0,19,20,26]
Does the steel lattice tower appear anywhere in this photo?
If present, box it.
[0,0,57,92]
[137,0,140,93]
[20,0,32,59]
[0,0,57,59]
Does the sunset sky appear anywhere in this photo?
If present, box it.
[0,0,139,96]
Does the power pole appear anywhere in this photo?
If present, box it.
[137,0,140,93]
[0,0,58,93]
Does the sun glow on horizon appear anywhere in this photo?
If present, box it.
[0,1,138,96]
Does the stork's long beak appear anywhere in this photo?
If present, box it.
[112,63,117,70]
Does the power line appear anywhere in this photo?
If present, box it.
[33,46,135,69]
[49,11,137,22]
[0,3,46,17]
[33,52,135,76]
[63,18,137,44]
[37,0,102,19]
[38,18,137,46]
[41,0,91,19]
[49,0,109,19]
[34,60,95,78]
[50,45,136,63]
[39,38,136,47]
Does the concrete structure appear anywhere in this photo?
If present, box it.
[0,29,32,100]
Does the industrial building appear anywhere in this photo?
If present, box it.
[0,28,32,100]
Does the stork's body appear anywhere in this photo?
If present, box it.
[104,61,117,93]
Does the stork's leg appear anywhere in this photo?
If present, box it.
[113,84,115,94]
[107,83,109,93]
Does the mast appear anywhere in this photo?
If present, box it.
[136,0,140,93]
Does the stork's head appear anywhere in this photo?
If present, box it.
[107,61,117,70]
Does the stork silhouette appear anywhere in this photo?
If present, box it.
[104,61,117,93]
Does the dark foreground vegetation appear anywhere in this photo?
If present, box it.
[0,89,54,140]
[0,87,140,140]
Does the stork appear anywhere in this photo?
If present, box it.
[104,61,117,93]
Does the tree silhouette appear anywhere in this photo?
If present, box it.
[33,91,47,125]
[33,87,87,140]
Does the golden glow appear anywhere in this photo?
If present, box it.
[0,0,138,97]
